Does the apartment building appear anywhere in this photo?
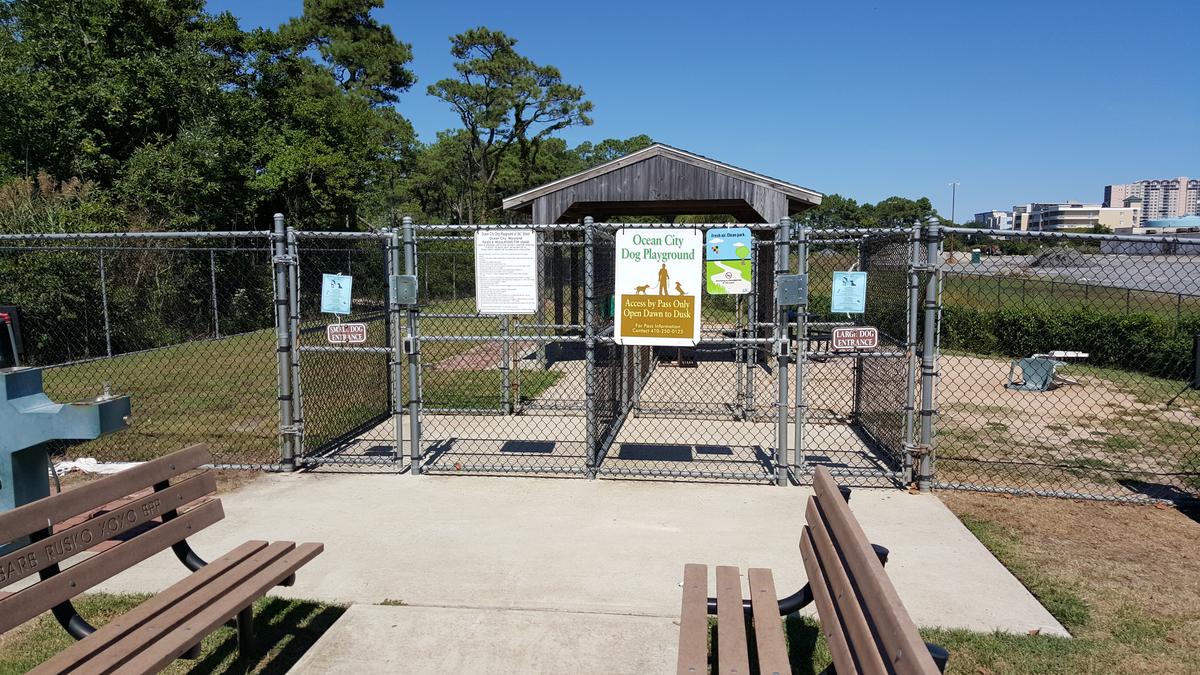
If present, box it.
[973,210,1013,229]
[1104,177,1200,223]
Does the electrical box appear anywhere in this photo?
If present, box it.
[390,275,418,306]
[0,305,24,369]
[776,275,808,306]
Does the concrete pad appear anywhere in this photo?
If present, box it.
[288,604,678,675]
[94,474,1067,639]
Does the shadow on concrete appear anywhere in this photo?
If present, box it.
[185,598,345,675]
[499,440,557,454]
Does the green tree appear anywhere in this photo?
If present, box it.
[428,27,592,222]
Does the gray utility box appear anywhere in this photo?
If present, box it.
[775,274,809,306]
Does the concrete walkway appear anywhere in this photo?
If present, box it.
[94,474,1067,671]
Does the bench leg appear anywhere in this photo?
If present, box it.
[236,606,255,656]
[182,643,202,660]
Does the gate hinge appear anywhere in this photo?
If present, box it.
[281,423,304,437]
[904,442,931,458]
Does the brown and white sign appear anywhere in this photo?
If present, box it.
[326,323,368,344]
[831,326,879,351]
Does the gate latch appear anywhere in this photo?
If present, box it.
[402,337,417,355]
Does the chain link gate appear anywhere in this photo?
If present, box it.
[288,228,406,471]
[791,226,927,487]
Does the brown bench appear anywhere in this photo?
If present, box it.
[677,466,948,674]
[0,444,323,673]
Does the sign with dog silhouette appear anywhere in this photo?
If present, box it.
[614,228,703,346]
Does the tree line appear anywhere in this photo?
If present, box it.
[0,0,652,231]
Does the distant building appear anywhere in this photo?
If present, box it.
[1009,202,1141,232]
[1113,215,1200,236]
[973,210,1012,229]
[1104,177,1200,223]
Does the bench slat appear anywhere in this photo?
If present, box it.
[801,527,858,675]
[29,540,270,674]
[0,500,224,634]
[805,498,888,675]
[747,568,790,675]
[715,565,749,675]
[55,541,300,674]
[0,472,217,591]
[109,542,324,675]
[813,467,937,675]
[0,444,212,545]
[677,564,708,675]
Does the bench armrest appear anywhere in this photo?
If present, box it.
[926,642,950,673]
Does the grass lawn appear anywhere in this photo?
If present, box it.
[42,331,279,465]
[766,495,1200,674]
[0,594,344,675]
[942,272,1200,318]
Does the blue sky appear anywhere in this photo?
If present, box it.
[208,0,1199,221]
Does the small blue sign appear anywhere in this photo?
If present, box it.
[831,271,867,314]
[321,273,353,315]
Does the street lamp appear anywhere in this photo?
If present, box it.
[945,181,961,263]
[948,181,960,225]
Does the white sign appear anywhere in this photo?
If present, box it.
[475,229,538,315]
[614,228,703,346]
[327,323,368,344]
[831,326,879,351]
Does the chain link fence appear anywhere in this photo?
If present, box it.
[3,220,1197,505]
[0,231,280,468]
[932,227,1200,502]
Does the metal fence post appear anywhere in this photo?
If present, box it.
[746,245,757,417]
[852,236,868,425]
[272,213,297,471]
[287,226,304,459]
[775,217,792,486]
[402,216,422,474]
[387,227,405,467]
[793,223,808,478]
[501,314,512,413]
[210,250,220,338]
[902,224,922,485]
[99,251,113,357]
[918,217,942,491]
[583,216,598,479]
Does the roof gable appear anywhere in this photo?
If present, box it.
[502,144,822,221]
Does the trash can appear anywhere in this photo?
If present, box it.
[970,248,981,265]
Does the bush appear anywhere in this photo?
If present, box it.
[941,305,1195,380]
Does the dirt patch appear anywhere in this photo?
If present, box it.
[431,340,537,371]
[937,354,1200,493]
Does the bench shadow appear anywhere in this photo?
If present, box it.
[784,615,823,675]
[183,598,345,674]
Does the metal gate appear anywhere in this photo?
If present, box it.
[792,226,929,487]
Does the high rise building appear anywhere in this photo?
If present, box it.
[1104,177,1200,223]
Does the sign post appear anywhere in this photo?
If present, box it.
[614,229,703,346]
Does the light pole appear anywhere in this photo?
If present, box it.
[946,181,960,263]
[948,181,960,225]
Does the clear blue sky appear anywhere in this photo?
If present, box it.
[209,0,1199,221]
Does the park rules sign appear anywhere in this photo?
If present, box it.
[614,228,703,346]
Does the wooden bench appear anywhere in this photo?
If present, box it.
[677,466,948,675]
[0,444,323,673]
